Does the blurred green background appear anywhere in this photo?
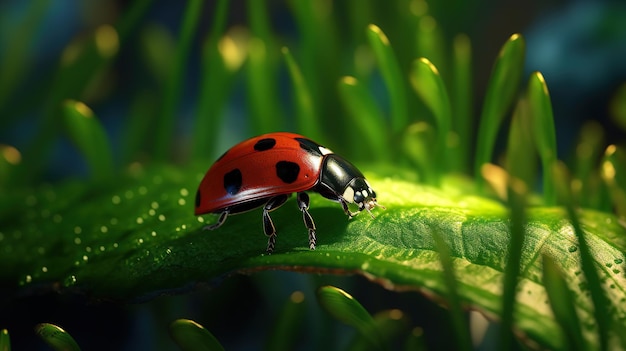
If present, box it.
[1,0,626,350]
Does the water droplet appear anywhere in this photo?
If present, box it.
[110,217,118,225]
[606,262,613,268]
[53,214,62,223]
[113,242,119,248]
[74,226,82,234]
[197,217,205,223]
[37,247,45,254]
[148,209,156,216]
[615,258,624,265]
[137,238,144,244]
[100,225,108,233]
[151,231,157,237]
[166,248,172,255]
[158,214,166,222]
[99,246,105,252]
[86,246,92,253]
[138,186,148,195]
[25,275,32,283]
[568,246,578,253]
[181,224,187,230]
[64,275,77,286]
[178,198,186,206]
[82,255,89,262]
[151,201,159,209]
[41,266,48,273]
[74,237,82,245]
[613,269,621,274]
[111,195,121,204]
[180,188,189,196]
[124,190,134,199]
[136,217,144,224]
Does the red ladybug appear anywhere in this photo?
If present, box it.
[195,132,383,253]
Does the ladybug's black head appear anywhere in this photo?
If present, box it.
[343,177,382,218]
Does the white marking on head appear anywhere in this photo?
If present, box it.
[362,189,368,198]
[343,186,355,203]
[318,146,334,155]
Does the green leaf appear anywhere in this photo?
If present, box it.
[474,34,525,185]
[450,34,473,173]
[2,165,626,349]
[366,24,408,135]
[35,323,81,351]
[0,329,10,351]
[317,286,385,350]
[169,319,225,351]
[61,100,113,181]
[347,310,409,351]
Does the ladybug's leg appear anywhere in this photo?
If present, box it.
[262,195,289,254]
[203,209,229,231]
[339,197,359,218]
[297,192,316,250]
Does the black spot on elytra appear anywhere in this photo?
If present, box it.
[276,161,300,184]
[224,169,243,195]
[254,138,276,151]
[295,137,324,156]
[195,190,201,207]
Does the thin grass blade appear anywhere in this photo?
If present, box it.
[541,255,586,351]
[410,57,451,174]
[505,97,537,187]
[474,34,525,186]
[247,0,282,134]
[402,122,438,185]
[264,291,306,351]
[337,76,390,160]
[500,177,528,351]
[317,285,385,350]
[451,34,473,173]
[282,47,323,142]
[527,72,557,205]
[431,229,472,351]
[62,100,113,181]
[347,309,409,351]
[169,319,225,351]
[192,0,234,161]
[0,329,10,351]
[153,0,203,161]
[366,24,408,135]
[35,323,81,351]
[601,145,626,218]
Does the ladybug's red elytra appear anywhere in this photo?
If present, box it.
[195,132,383,253]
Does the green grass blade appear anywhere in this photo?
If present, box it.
[62,100,113,181]
[601,145,626,217]
[317,285,385,350]
[402,122,438,184]
[192,0,233,161]
[337,76,390,160]
[282,47,323,142]
[0,0,50,115]
[153,0,203,161]
[348,310,409,351]
[431,229,472,351]
[0,329,10,351]
[542,255,586,351]
[247,0,282,134]
[264,291,306,351]
[410,57,452,174]
[554,163,614,351]
[35,323,81,351]
[474,34,525,186]
[572,122,607,210]
[527,72,557,205]
[366,24,408,135]
[506,98,537,187]
[500,178,527,351]
[169,319,225,351]
[451,34,473,173]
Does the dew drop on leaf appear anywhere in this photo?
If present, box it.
[606,262,613,268]
[615,258,624,265]
[568,245,577,253]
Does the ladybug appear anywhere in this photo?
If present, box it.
[195,132,383,253]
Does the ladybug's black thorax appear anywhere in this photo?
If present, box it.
[316,154,363,199]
